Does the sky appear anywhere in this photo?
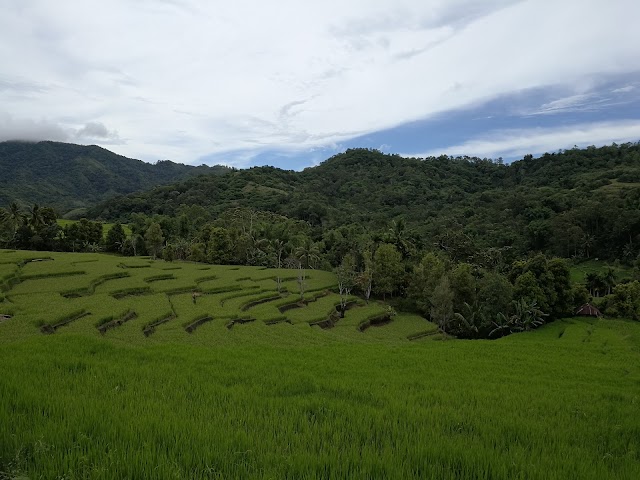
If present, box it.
[1,0,640,170]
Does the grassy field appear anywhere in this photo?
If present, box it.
[569,258,634,285]
[1,249,639,479]
[56,219,133,238]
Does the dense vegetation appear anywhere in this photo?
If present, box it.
[0,250,639,479]
[2,143,640,338]
[2,141,640,478]
[89,143,640,262]
[0,141,230,213]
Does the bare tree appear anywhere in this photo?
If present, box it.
[297,261,306,300]
[335,254,356,317]
[357,250,374,304]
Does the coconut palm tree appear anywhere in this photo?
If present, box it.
[267,238,287,292]
[294,238,320,269]
[581,234,595,259]
[386,218,415,259]
[585,272,599,297]
[28,203,45,230]
[623,242,635,263]
[7,202,24,231]
[603,268,616,295]
[0,203,25,246]
[0,208,10,245]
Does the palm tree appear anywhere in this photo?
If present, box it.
[251,236,270,266]
[267,239,286,269]
[581,234,595,259]
[0,208,10,245]
[29,204,44,230]
[585,272,599,297]
[387,218,415,259]
[623,242,635,263]
[294,238,320,269]
[603,268,616,295]
[7,202,24,231]
[0,203,25,246]
[267,238,287,292]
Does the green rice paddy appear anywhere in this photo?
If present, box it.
[0,249,639,479]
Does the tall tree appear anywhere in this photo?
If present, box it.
[2,202,24,244]
[335,254,357,316]
[431,275,454,335]
[373,243,403,300]
[28,204,44,230]
[295,238,321,269]
[449,263,476,313]
[357,249,374,304]
[477,271,513,322]
[267,238,287,292]
[204,226,233,264]
[105,223,126,253]
[144,223,164,259]
[603,267,617,296]
[408,252,446,315]
[513,271,548,313]
[0,208,11,246]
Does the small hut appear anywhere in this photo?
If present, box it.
[575,303,602,318]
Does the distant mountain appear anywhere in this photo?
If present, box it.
[0,141,231,215]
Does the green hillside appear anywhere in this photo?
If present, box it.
[1,249,639,479]
[88,143,640,261]
[0,249,396,341]
[0,141,231,213]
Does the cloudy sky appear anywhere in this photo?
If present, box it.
[1,0,640,169]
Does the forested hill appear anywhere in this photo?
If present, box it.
[0,141,230,213]
[89,143,640,261]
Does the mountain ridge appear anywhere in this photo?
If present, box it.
[86,143,640,260]
[0,140,231,214]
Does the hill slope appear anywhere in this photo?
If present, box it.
[1,251,639,479]
[0,141,231,213]
[88,143,640,259]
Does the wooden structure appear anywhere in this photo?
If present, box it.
[575,303,602,318]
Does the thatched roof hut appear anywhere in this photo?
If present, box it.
[575,303,602,317]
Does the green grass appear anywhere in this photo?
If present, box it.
[0,249,639,479]
[57,219,133,238]
[570,259,633,285]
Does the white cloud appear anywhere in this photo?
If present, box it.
[76,122,121,142]
[0,112,70,142]
[408,120,640,160]
[0,0,639,165]
[612,85,635,94]
[0,112,124,145]
[531,94,596,115]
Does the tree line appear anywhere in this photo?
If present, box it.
[3,202,639,336]
[87,143,640,264]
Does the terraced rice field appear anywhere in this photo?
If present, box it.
[0,249,426,344]
[1,249,639,479]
